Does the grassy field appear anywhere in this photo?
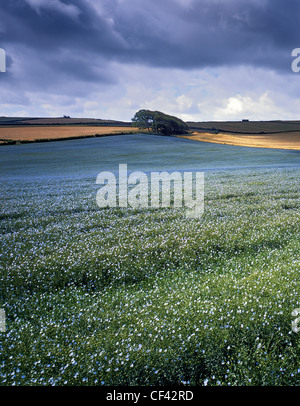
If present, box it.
[0,117,129,126]
[187,120,300,134]
[0,135,299,386]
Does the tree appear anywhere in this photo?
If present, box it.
[132,109,189,135]
[131,109,154,133]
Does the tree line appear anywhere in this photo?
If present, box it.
[131,109,189,135]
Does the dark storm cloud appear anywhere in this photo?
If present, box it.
[0,0,126,91]
[0,0,299,88]
[112,0,299,70]
[1,0,122,52]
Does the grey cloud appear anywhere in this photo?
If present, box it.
[1,0,299,72]
[0,0,299,118]
[107,0,300,70]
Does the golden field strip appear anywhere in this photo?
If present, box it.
[0,120,299,149]
[178,131,300,150]
[0,126,139,144]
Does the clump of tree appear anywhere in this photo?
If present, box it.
[131,109,189,135]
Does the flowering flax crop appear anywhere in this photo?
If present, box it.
[0,167,299,386]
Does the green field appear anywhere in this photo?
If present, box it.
[0,135,299,386]
[0,117,130,127]
[188,120,300,134]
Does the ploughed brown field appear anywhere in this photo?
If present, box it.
[0,126,139,144]
[178,131,300,150]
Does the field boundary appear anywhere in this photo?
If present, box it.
[0,126,140,145]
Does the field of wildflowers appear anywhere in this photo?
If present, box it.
[0,135,299,386]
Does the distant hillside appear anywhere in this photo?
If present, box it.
[2,116,300,135]
[187,120,300,134]
[0,117,132,127]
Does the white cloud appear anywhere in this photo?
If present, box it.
[215,93,281,120]
[176,95,194,113]
[2,58,300,122]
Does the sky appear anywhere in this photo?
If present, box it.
[1,0,300,122]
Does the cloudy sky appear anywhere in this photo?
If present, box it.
[1,0,300,122]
